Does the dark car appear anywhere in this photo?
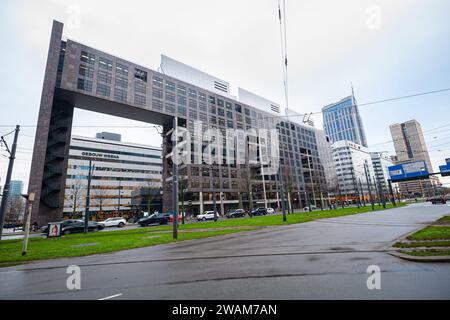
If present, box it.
[138,213,169,227]
[226,209,246,219]
[251,207,268,216]
[429,196,447,205]
[61,221,105,235]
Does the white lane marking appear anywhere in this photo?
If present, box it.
[98,293,123,300]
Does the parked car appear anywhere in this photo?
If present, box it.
[58,221,104,235]
[303,205,318,211]
[138,213,169,227]
[266,208,275,214]
[226,209,246,219]
[41,219,83,234]
[251,207,268,216]
[197,211,217,221]
[429,196,447,205]
[99,217,126,228]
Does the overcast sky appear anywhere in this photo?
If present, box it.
[1,0,449,190]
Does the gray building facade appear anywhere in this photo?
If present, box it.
[28,21,330,225]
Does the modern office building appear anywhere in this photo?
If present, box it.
[63,134,162,219]
[389,119,439,196]
[322,91,368,147]
[314,129,338,196]
[28,21,331,225]
[9,181,24,196]
[370,152,394,193]
[331,140,375,200]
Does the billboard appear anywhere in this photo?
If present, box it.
[388,161,429,182]
[440,159,450,177]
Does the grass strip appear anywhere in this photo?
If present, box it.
[407,226,450,241]
[0,203,403,267]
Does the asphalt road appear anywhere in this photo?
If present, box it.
[0,202,449,300]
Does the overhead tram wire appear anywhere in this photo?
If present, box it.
[0,87,449,131]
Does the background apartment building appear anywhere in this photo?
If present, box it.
[389,119,439,196]
[332,140,375,201]
[64,133,162,219]
[370,152,395,193]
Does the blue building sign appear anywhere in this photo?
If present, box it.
[388,161,429,182]
[440,159,450,177]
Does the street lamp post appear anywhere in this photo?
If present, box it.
[21,192,35,256]
[84,160,94,234]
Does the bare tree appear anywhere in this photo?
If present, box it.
[6,196,25,223]
[65,179,85,219]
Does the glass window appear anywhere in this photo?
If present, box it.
[116,63,128,76]
[134,80,146,94]
[134,68,147,82]
[99,57,113,71]
[98,70,112,84]
[79,64,94,78]
[134,94,146,106]
[217,99,224,107]
[153,88,163,99]
[235,104,242,113]
[115,76,128,88]
[209,96,216,104]
[188,88,197,99]
[152,99,163,110]
[153,76,163,88]
[165,81,175,91]
[114,88,127,102]
[77,78,92,92]
[178,95,186,106]
[178,105,186,116]
[177,85,186,96]
[96,83,110,97]
[80,51,95,65]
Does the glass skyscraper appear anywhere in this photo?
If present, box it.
[322,92,368,147]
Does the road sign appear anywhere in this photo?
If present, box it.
[388,161,429,182]
[440,163,450,177]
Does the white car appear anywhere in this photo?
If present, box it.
[266,208,275,214]
[99,217,127,228]
[197,211,217,221]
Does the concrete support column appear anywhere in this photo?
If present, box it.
[220,191,225,216]
[199,191,204,214]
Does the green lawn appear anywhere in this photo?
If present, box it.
[437,216,450,223]
[0,203,403,267]
[404,249,450,257]
[407,226,450,241]
[393,240,450,248]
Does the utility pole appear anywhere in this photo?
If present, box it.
[363,162,374,210]
[0,125,20,240]
[373,175,381,206]
[388,180,396,207]
[172,117,179,239]
[84,160,94,234]
[117,180,122,214]
[21,193,35,256]
[350,167,360,208]
[359,178,366,207]
[375,175,386,208]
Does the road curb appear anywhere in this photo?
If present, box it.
[389,251,450,262]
